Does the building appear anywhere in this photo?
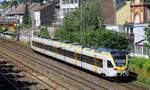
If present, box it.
[30,3,46,27]
[101,0,150,25]
[30,0,59,27]
[130,0,146,24]
[55,0,79,23]
[101,0,116,24]
[2,0,59,27]
[40,0,59,26]
[8,3,26,24]
[106,24,149,58]
[146,0,150,22]
[116,0,131,24]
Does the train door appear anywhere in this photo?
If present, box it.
[102,59,107,75]
[95,58,103,74]
[74,50,78,65]
[104,60,114,77]
[76,49,82,67]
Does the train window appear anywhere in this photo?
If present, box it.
[52,47,57,53]
[77,53,82,61]
[38,42,43,48]
[43,44,45,49]
[107,61,113,68]
[45,45,49,50]
[48,46,52,51]
[57,48,64,55]
[82,55,94,65]
[64,50,74,58]
[33,41,38,47]
[96,59,103,68]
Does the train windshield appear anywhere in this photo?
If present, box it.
[112,53,126,66]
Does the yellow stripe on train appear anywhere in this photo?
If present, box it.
[114,66,127,71]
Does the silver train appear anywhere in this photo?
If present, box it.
[30,35,129,77]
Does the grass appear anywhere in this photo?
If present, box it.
[129,57,150,88]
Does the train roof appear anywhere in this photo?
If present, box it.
[31,36,126,54]
[96,48,126,53]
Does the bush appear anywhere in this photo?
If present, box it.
[55,1,130,50]
[39,27,49,38]
[129,57,150,88]
[129,57,150,77]
[55,28,130,50]
[0,26,8,33]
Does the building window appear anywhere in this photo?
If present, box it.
[70,0,74,3]
[70,0,78,4]
[116,0,126,9]
[75,0,78,3]
[63,0,69,4]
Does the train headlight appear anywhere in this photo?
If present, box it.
[113,68,118,70]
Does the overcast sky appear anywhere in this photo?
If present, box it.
[0,0,5,3]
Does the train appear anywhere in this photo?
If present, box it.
[30,34,129,77]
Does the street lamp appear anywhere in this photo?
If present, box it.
[16,18,20,41]
[80,0,83,45]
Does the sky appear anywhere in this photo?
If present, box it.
[0,0,5,3]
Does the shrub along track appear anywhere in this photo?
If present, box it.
[0,38,147,90]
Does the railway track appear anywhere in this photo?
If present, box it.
[0,56,49,90]
[0,39,108,90]
[0,38,147,90]
[0,48,70,90]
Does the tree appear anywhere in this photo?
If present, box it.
[85,0,103,30]
[144,22,150,48]
[55,0,130,51]
[60,0,103,33]
[22,3,31,27]
[39,27,49,38]
[22,0,45,3]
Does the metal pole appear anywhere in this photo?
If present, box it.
[16,19,20,41]
[80,0,83,44]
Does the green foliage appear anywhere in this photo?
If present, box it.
[55,0,130,50]
[39,27,49,38]
[129,57,150,75]
[60,0,103,33]
[129,57,150,88]
[85,0,103,30]
[0,26,8,33]
[144,22,150,48]
[62,9,81,32]
[0,0,19,8]
[20,24,31,29]
[22,4,31,27]
[0,1,9,8]
[22,0,45,3]
[55,28,130,50]
[0,0,46,8]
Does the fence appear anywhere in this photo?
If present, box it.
[130,45,150,58]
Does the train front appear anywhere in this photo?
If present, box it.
[110,50,129,77]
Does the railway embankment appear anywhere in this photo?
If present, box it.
[2,39,150,90]
[129,57,150,89]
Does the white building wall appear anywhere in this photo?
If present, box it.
[106,24,148,44]
[133,24,148,43]
[106,24,149,57]
[34,11,41,27]
[59,0,79,20]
